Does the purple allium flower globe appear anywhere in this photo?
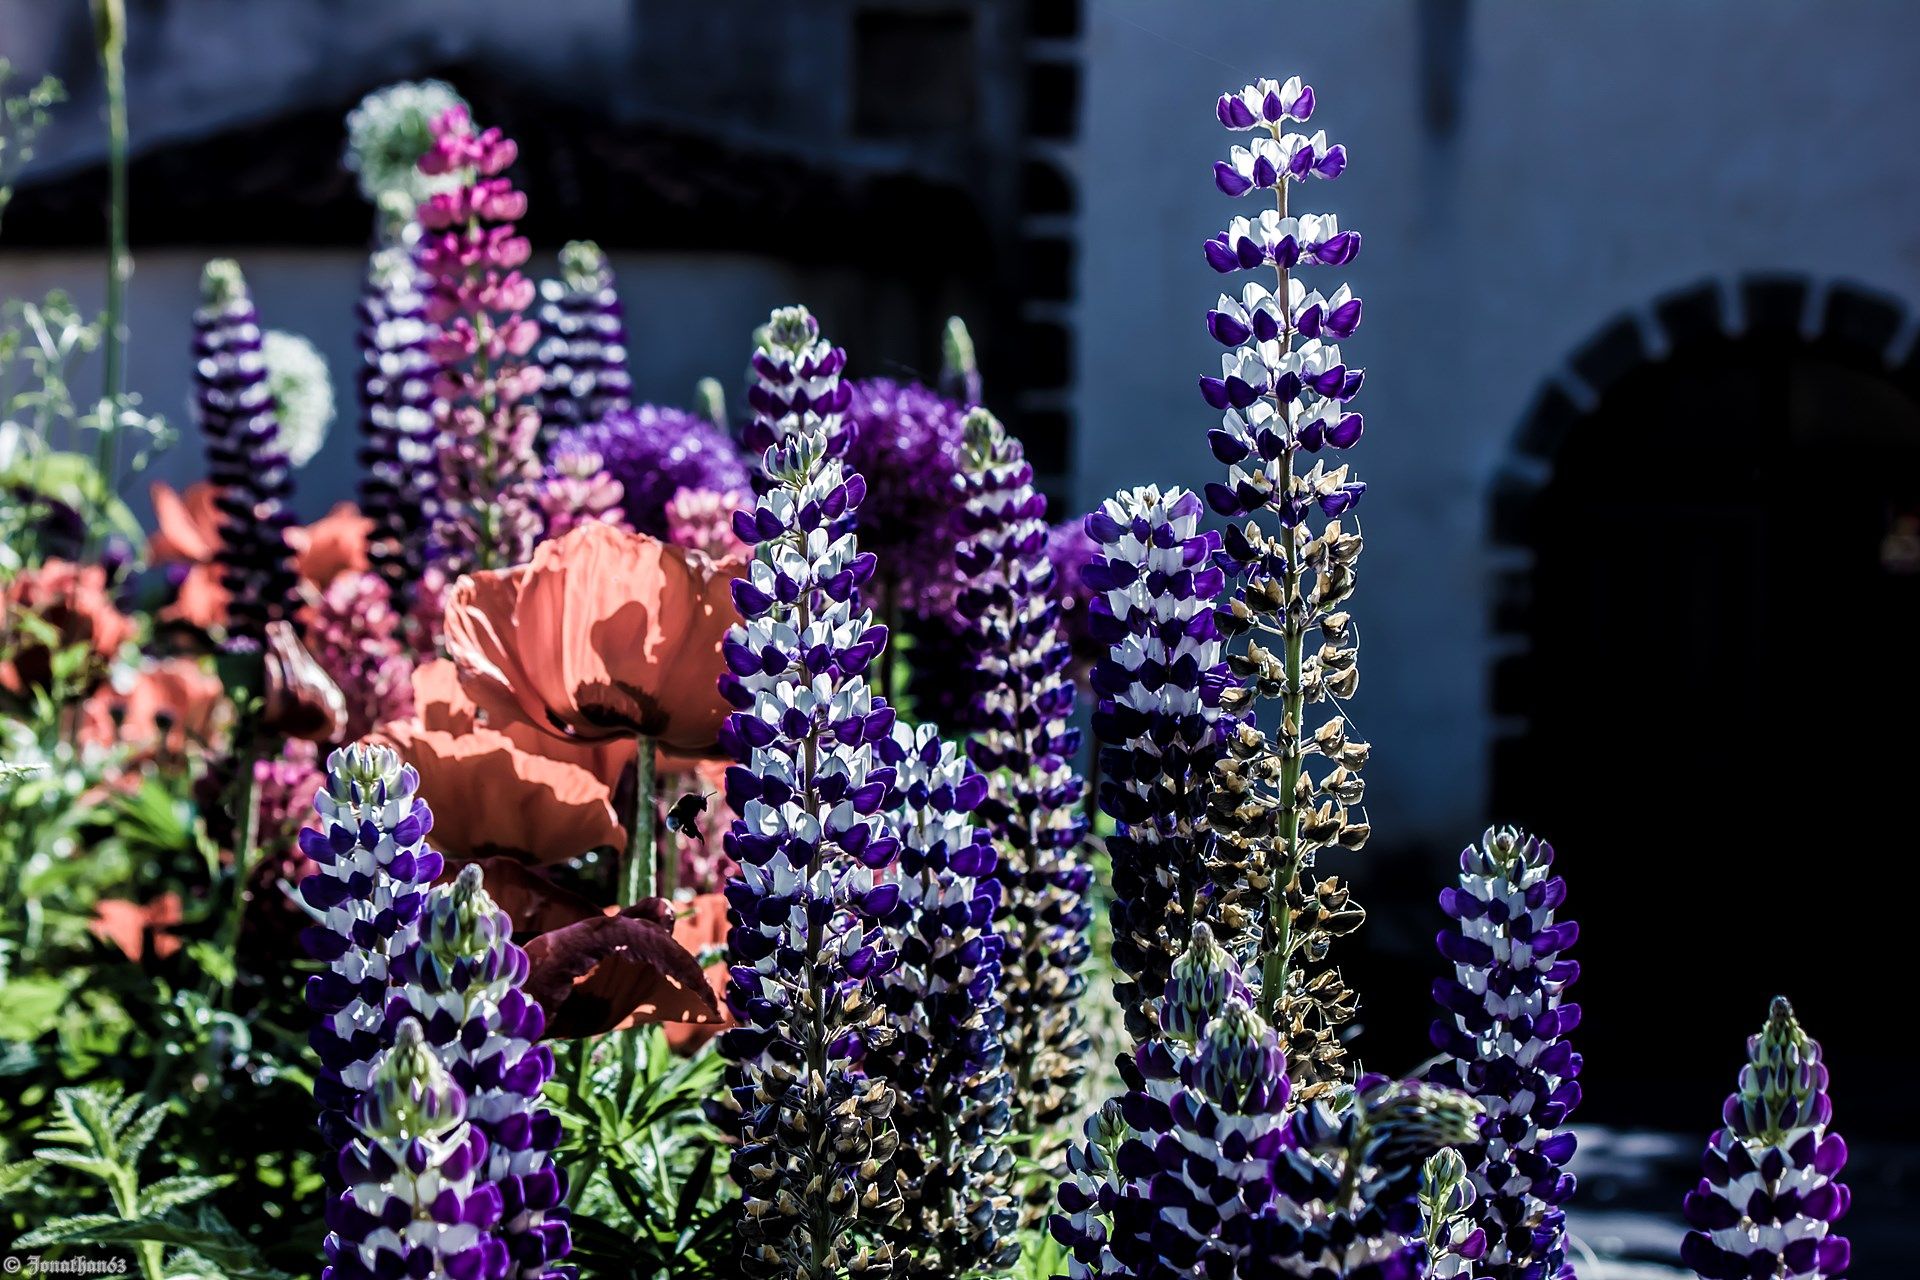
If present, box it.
[1681,997,1850,1280]
[552,405,749,538]
[843,377,972,617]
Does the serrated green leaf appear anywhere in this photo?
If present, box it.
[118,1101,168,1166]
[15,1211,126,1248]
[18,1212,293,1280]
[31,1147,118,1180]
[0,973,69,1040]
[138,1173,229,1217]
[0,1156,41,1195]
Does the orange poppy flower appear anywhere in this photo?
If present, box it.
[410,657,634,789]
[90,893,185,961]
[1,558,137,695]
[286,502,372,591]
[148,481,231,630]
[443,522,742,755]
[374,717,625,864]
[80,657,227,758]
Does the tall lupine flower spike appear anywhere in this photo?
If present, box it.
[300,744,444,1148]
[534,240,633,443]
[391,866,570,1280]
[717,305,904,1280]
[1681,998,1850,1280]
[1083,485,1235,1043]
[323,1018,508,1280]
[1202,73,1370,1099]
[415,105,544,577]
[192,258,300,644]
[867,722,1017,1278]
[951,407,1093,1132]
[356,244,440,609]
[1427,826,1582,1280]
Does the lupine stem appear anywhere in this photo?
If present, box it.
[1262,158,1301,1026]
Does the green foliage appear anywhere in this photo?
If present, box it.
[552,1030,740,1279]
[6,1084,286,1280]
[0,62,64,231]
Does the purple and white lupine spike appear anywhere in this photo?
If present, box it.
[1427,827,1582,1280]
[300,743,444,1151]
[322,1018,509,1280]
[389,866,570,1280]
[950,406,1093,1132]
[1200,73,1370,1099]
[193,258,300,644]
[716,305,905,1280]
[1681,998,1850,1280]
[1418,1148,1488,1279]
[355,247,441,609]
[867,721,1017,1278]
[1253,1077,1482,1279]
[534,240,633,444]
[1083,485,1234,1044]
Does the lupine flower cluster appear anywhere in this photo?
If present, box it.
[299,744,444,1148]
[1418,1148,1488,1279]
[191,259,300,644]
[391,865,570,1280]
[299,571,415,742]
[355,246,441,608]
[554,404,750,538]
[1681,998,1850,1280]
[535,240,633,440]
[303,747,568,1279]
[950,407,1092,1132]
[415,106,544,577]
[324,1018,507,1280]
[867,722,1017,1278]
[1051,922,1481,1279]
[1203,74,1371,1098]
[1082,486,1234,1044]
[716,306,905,1279]
[1427,827,1582,1280]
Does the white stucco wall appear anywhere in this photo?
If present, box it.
[1072,1,1920,845]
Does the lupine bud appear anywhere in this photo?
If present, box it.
[1161,922,1248,1043]
[1681,998,1850,1280]
[939,315,982,407]
[1428,826,1582,1280]
[1420,1147,1488,1278]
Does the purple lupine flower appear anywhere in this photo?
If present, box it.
[867,721,1017,1278]
[552,405,750,538]
[950,407,1093,1133]
[354,247,440,609]
[299,744,444,1151]
[1082,485,1235,1044]
[844,377,973,619]
[390,866,569,1280]
[1200,73,1370,1100]
[1254,1077,1481,1279]
[534,240,633,443]
[299,571,415,743]
[1418,1147,1488,1278]
[414,106,544,577]
[322,1018,508,1280]
[531,441,627,542]
[716,305,905,1279]
[1681,998,1850,1280]
[1427,827,1582,1280]
[192,259,300,644]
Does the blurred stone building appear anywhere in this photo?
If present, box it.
[6,0,1918,1151]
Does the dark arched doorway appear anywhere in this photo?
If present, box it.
[1490,278,1919,1132]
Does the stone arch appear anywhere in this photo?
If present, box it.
[1485,276,1920,1129]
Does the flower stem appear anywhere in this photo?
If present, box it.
[621,735,657,905]
[98,0,128,408]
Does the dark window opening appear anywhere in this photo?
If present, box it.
[852,10,977,138]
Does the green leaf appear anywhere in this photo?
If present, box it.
[31,1146,119,1181]
[0,1156,41,1195]
[0,973,69,1040]
[138,1173,229,1217]
[117,1100,168,1167]
[16,1211,126,1248]
[18,1211,293,1280]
